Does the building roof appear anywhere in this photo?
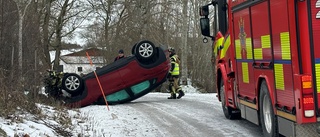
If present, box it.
[60,48,106,64]
[60,56,105,64]
[63,48,105,56]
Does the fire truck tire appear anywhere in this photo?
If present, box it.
[219,79,241,120]
[259,80,278,137]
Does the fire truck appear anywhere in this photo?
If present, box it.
[199,0,320,136]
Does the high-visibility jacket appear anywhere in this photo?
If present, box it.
[170,55,180,76]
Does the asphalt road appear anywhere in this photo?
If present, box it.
[127,93,264,137]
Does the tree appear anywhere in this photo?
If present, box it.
[41,0,54,70]
[12,0,32,79]
[51,0,91,70]
[52,0,69,70]
[4,0,216,92]
[180,0,188,85]
[87,0,117,49]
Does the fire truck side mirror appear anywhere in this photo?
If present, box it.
[199,5,209,16]
[200,18,210,37]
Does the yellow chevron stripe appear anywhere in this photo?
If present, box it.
[274,64,284,90]
[235,39,242,59]
[280,32,291,60]
[214,37,224,56]
[242,62,249,83]
[221,35,230,58]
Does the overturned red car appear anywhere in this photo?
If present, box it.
[44,40,170,107]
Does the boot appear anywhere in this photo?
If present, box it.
[177,90,185,99]
[167,94,176,99]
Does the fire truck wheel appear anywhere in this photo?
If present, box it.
[259,80,278,137]
[219,79,241,120]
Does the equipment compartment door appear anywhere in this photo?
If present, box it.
[308,0,320,114]
[233,8,256,103]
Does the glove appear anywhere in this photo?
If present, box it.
[167,73,171,78]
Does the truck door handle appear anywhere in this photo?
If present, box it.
[253,61,273,69]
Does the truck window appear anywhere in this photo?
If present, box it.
[214,0,228,36]
[213,5,219,36]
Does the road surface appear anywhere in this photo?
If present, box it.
[125,93,263,137]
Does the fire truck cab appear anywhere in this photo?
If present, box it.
[199,0,320,136]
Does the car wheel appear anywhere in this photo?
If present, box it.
[259,80,278,137]
[62,73,84,96]
[131,43,137,55]
[220,78,241,119]
[135,40,155,61]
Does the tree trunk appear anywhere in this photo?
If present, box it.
[53,0,69,70]
[104,18,109,48]
[104,0,112,48]
[42,0,53,70]
[180,0,188,85]
[13,0,32,82]
[18,8,23,76]
[139,0,148,39]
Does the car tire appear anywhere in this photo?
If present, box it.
[135,40,155,62]
[62,73,84,96]
[131,43,137,55]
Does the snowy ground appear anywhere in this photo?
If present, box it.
[0,85,262,137]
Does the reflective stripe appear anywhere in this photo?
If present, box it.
[261,35,271,48]
[214,32,224,56]
[280,32,291,60]
[276,110,296,122]
[172,62,179,75]
[235,38,252,59]
[240,99,257,109]
[171,56,179,76]
[246,38,253,59]
[242,62,249,83]
[254,48,263,59]
[254,35,270,60]
[221,35,230,59]
[273,32,290,91]
[235,39,242,59]
[316,64,320,93]
[275,64,284,90]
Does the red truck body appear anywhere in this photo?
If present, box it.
[200,0,320,136]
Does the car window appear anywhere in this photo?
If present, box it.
[106,90,130,102]
[131,80,150,95]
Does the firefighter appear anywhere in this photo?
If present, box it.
[167,47,185,99]
[114,49,125,62]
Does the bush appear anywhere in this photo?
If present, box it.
[0,68,73,136]
[0,128,6,137]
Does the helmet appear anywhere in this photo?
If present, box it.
[169,47,175,53]
[168,47,175,56]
